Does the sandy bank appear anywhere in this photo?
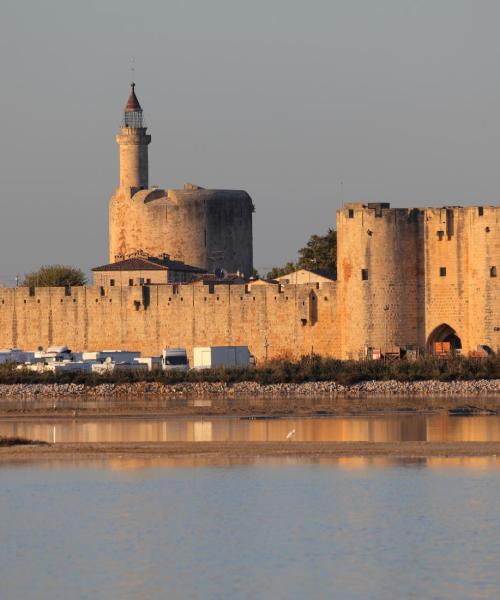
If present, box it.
[2,441,500,462]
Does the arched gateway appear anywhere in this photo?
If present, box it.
[427,323,462,353]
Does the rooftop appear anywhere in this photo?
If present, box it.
[92,256,206,274]
[124,82,142,112]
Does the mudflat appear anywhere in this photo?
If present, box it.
[2,441,500,462]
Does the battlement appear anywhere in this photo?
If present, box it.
[0,282,340,361]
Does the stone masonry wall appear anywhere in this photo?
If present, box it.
[337,204,423,359]
[109,188,254,275]
[423,205,500,353]
[0,282,340,362]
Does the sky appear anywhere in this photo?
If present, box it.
[1,0,500,283]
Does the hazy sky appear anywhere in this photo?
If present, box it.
[1,0,500,282]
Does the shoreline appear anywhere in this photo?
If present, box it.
[2,441,500,462]
[0,378,499,401]
[1,394,500,419]
[1,389,500,419]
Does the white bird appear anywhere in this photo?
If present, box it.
[286,429,296,440]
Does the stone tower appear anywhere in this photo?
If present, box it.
[116,83,151,191]
[337,203,500,359]
[109,84,254,275]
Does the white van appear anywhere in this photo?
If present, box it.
[162,348,189,371]
[192,346,252,369]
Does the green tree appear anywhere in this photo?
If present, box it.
[22,265,87,287]
[297,228,337,276]
[266,229,337,280]
[266,262,298,280]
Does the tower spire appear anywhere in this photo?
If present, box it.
[117,82,151,190]
[125,82,142,113]
[122,82,144,128]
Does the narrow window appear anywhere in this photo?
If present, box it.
[29,287,35,297]
[361,269,369,281]
[348,209,354,219]
[491,266,497,278]
[139,278,144,285]
[128,279,133,286]
[110,279,115,287]
[478,207,484,216]
[440,267,446,277]
[437,230,444,241]
[146,278,151,284]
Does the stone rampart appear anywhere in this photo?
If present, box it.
[0,282,339,361]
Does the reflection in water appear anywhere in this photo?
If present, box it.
[3,455,499,471]
[1,460,500,600]
[1,414,500,443]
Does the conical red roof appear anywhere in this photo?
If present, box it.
[124,83,142,112]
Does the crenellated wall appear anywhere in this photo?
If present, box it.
[337,203,500,358]
[1,204,498,360]
[423,205,500,353]
[337,204,424,359]
[0,282,340,362]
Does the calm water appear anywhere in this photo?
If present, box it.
[1,459,499,600]
[2,413,500,443]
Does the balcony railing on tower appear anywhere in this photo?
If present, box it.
[122,110,145,128]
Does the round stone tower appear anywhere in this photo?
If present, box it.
[337,203,423,359]
[116,83,151,191]
[109,84,254,275]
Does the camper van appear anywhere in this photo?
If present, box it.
[162,348,189,371]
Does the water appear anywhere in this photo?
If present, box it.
[1,459,499,600]
[2,413,500,443]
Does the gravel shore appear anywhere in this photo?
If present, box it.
[0,378,499,399]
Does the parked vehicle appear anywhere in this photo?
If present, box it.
[0,349,35,364]
[162,348,189,371]
[23,361,93,374]
[91,360,148,374]
[192,346,252,369]
[34,346,74,363]
[134,356,163,371]
[82,350,141,364]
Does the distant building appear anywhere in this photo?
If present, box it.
[275,269,336,285]
[92,255,205,287]
[109,83,254,276]
[0,84,497,362]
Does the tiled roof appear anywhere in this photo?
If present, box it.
[92,257,206,273]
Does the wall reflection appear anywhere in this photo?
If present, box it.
[1,414,500,444]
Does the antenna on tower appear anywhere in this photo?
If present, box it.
[130,57,136,83]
